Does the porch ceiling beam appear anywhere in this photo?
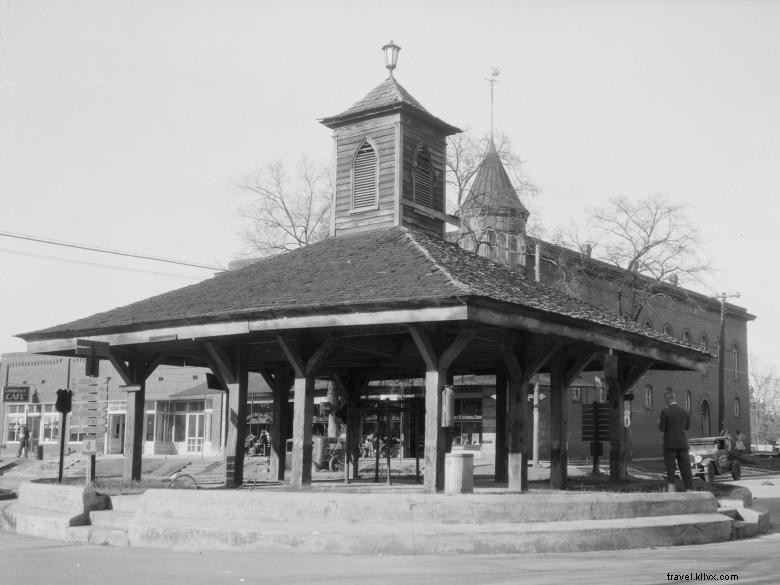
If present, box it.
[563,351,597,388]
[25,306,469,355]
[106,351,133,386]
[277,336,337,378]
[204,341,237,386]
[468,305,707,372]
[439,329,478,371]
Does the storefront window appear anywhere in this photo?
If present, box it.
[453,396,482,446]
[42,404,60,443]
[5,404,26,442]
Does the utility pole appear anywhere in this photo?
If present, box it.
[716,292,740,435]
[103,376,112,455]
[532,241,541,466]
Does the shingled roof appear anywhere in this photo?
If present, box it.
[320,77,460,135]
[18,226,702,354]
[463,139,529,217]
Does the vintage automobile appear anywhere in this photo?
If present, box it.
[687,436,742,483]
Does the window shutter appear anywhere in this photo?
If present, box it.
[413,147,432,207]
[353,142,377,209]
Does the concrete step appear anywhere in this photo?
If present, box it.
[89,526,129,547]
[2,503,74,541]
[123,512,734,554]
[126,489,719,524]
[90,510,134,530]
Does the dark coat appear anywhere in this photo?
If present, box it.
[659,403,690,450]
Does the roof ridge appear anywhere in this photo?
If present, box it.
[403,229,472,294]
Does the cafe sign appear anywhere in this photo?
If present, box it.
[3,385,30,403]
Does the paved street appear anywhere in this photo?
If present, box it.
[1,529,778,585]
[2,469,778,585]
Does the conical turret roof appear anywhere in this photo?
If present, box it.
[462,140,529,217]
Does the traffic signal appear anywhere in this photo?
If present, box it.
[55,389,73,414]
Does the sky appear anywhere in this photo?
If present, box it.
[1,0,779,372]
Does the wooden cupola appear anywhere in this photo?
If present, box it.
[320,42,461,239]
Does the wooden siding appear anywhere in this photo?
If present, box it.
[332,116,399,235]
[399,116,447,239]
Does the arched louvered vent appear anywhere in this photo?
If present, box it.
[413,145,432,207]
[352,141,378,210]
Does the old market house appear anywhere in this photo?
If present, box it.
[17,45,711,492]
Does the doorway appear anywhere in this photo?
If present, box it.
[701,400,711,436]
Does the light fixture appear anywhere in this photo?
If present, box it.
[382,41,401,77]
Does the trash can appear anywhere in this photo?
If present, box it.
[444,452,474,493]
[37,444,44,460]
[312,436,328,470]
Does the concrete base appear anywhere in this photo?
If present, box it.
[0,480,769,555]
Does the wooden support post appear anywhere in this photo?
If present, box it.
[224,346,249,488]
[278,336,335,488]
[263,369,292,482]
[122,383,145,482]
[494,368,508,483]
[122,355,146,482]
[291,375,315,487]
[549,350,567,490]
[423,367,446,492]
[501,345,528,492]
[609,379,626,482]
[507,376,527,492]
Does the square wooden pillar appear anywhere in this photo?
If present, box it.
[122,381,145,482]
[609,380,627,482]
[507,376,528,492]
[494,369,508,483]
[549,352,568,490]
[423,367,447,492]
[290,375,315,487]
[224,346,249,488]
[269,371,292,482]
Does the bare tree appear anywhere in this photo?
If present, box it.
[238,159,331,257]
[556,194,711,321]
[446,130,539,261]
[749,355,780,447]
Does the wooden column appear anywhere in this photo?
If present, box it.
[549,351,567,490]
[264,368,292,482]
[120,356,144,482]
[410,327,476,493]
[507,375,527,492]
[291,375,315,486]
[278,336,335,488]
[494,368,508,483]
[609,358,653,482]
[122,379,145,482]
[205,342,248,488]
[225,346,249,488]
[423,367,447,492]
[501,345,529,492]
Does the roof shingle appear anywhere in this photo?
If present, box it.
[19,226,702,354]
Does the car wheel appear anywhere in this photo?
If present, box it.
[706,463,716,484]
[329,455,343,472]
[731,461,742,481]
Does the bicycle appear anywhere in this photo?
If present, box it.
[168,471,199,489]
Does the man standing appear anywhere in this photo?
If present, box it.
[17,426,30,458]
[659,388,692,492]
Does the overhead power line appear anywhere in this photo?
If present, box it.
[0,230,225,272]
[0,248,207,280]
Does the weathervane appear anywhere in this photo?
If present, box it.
[485,67,500,139]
